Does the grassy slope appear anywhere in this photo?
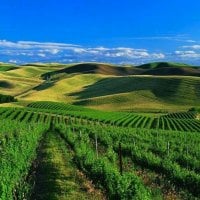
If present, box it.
[0,73,41,96]
[40,63,145,79]
[72,75,200,111]
[0,62,199,112]
[0,63,18,71]
[20,74,200,112]
[0,64,66,97]
[136,62,200,76]
[41,62,200,79]
[17,74,105,102]
[137,62,192,69]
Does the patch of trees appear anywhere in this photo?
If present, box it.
[0,94,17,103]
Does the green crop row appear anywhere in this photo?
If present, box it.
[56,124,152,200]
[55,122,200,198]
[0,120,48,200]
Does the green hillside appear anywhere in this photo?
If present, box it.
[137,62,192,69]
[0,62,200,199]
[0,62,199,112]
[40,62,200,78]
[71,76,200,111]
[41,62,144,80]
[136,62,200,76]
[0,63,18,71]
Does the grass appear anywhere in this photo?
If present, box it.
[32,132,104,200]
[17,74,200,111]
[17,74,105,102]
[0,62,199,199]
[0,64,67,97]
[72,75,200,111]
[0,62,199,112]
[0,65,17,71]
[137,62,193,69]
[41,62,200,80]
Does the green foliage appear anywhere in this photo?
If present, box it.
[58,125,151,199]
[27,101,91,112]
[0,64,17,71]
[56,122,200,198]
[137,62,192,69]
[0,120,48,200]
[0,94,17,103]
[0,100,199,198]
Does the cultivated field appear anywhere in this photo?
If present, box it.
[0,62,199,199]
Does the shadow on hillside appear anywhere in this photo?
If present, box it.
[33,82,55,91]
[69,76,182,101]
[0,80,13,88]
[143,67,200,76]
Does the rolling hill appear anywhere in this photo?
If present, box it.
[137,62,192,69]
[40,62,200,79]
[71,76,200,111]
[0,62,199,112]
[0,63,18,71]
[137,62,200,76]
[41,62,143,79]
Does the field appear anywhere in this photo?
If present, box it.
[0,62,200,200]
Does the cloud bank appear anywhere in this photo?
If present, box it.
[1,39,200,65]
[0,40,166,64]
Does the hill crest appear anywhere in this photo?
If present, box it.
[40,62,200,79]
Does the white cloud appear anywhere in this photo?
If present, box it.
[0,39,166,64]
[185,40,196,43]
[8,59,18,64]
[39,49,60,54]
[49,49,60,54]
[72,48,87,53]
[175,50,200,58]
[38,53,46,57]
[104,48,164,59]
[105,50,149,58]
[0,40,80,50]
[152,53,165,59]
[128,36,196,43]
[92,47,109,51]
[182,45,200,49]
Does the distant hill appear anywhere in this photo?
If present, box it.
[72,76,200,111]
[41,63,143,79]
[137,62,192,69]
[0,61,199,112]
[0,63,18,71]
[137,62,200,76]
[142,67,200,76]
[41,62,200,79]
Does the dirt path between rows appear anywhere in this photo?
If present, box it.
[31,132,105,200]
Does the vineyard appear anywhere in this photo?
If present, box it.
[1,101,199,132]
[1,0,200,197]
[0,101,200,199]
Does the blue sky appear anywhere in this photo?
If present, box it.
[1,0,200,64]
